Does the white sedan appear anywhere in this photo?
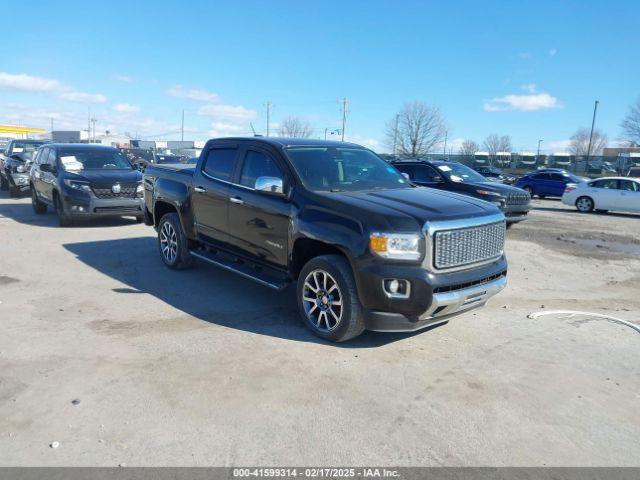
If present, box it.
[562,177,640,214]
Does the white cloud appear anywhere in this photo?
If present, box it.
[197,104,257,120]
[520,83,537,93]
[549,48,557,56]
[0,72,61,92]
[59,90,107,103]
[484,92,560,112]
[208,121,250,138]
[113,103,140,113]
[111,74,134,83]
[167,85,218,102]
[518,52,532,59]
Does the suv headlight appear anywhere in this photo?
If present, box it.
[136,183,144,197]
[475,189,502,197]
[16,165,26,173]
[370,232,422,261]
[64,179,92,192]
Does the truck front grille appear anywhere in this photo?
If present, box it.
[433,220,505,270]
[91,184,138,199]
[505,191,530,205]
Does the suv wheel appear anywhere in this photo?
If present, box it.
[54,194,73,227]
[158,213,193,270]
[575,196,594,213]
[297,255,365,342]
[31,187,47,214]
[0,173,8,191]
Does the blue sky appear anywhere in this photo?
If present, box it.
[1,0,638,152]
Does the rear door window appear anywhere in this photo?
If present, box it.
[591,179,619,189]
[202,148,239,181]
[620,180,639,192]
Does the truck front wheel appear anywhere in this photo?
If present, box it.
[157,213,194,270]
[297,255,365,342]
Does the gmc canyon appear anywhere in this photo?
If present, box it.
[143,138,508,342]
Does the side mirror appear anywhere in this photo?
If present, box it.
[40,164,55,173]
[255,176,284,195]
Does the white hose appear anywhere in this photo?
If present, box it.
[527,310,640,334]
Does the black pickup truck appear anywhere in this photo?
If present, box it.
[143,138,508,341]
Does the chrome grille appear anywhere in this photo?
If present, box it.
[433,220,505,270]
[506,191,530,206]
[91,183,138,199]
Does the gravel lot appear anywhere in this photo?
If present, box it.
[0,193,638,466]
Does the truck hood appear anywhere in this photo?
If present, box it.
[65,169,142,184]
[460,181,529,195]
[322,187,501,230]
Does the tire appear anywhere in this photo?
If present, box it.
[157,213,194,270]
[575,196,594,213]
[9,185,19,198]
[523,185,533,197]
[54,193,73,227]
[296,254,365,342]
[31,187,47,214]
[0,173,8,191]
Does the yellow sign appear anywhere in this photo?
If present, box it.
[0,124,46,135]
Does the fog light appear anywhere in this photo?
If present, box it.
[70,206,85,212]
[383,279,410,298]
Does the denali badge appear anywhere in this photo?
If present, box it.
[112,184,121,194]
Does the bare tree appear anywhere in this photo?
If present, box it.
[384,101,447,156]
[569,127,608,156]
[482,134,512,155]
[280,116,313,138]
[621,98,640,146]
[459,139,479,156]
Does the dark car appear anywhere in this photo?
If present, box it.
[392,160,530,224]
[143,137,508,342]
[0,139,50,196]
[626,166,640,178]
[474,166,517,185]
[30,144,144,226]
[515,170,585,198]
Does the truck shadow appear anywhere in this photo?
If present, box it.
[63,237,441,347]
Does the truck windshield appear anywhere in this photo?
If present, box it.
[57,148,134,171]
[285,147,409,192]
[434,162,488,183]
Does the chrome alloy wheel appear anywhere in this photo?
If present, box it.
[160,221,178,263]
[302,269,343,332]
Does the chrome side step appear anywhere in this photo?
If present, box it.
[189,250,288,291]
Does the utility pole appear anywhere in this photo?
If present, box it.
[90,117,97,142]
[586,100,600,164]
[443,130,448,158]
[537,139,543,161]
[341,97,348,142]
[266,102,272,137]
[87,107,91,143]
[50,117,54,135]
[392,114,399,155]
[181,109,185,141]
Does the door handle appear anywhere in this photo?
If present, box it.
[194,186,206,193]
[230,197,244,205]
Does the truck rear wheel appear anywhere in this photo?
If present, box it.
[297,254,365,342]
[158,212,194,270]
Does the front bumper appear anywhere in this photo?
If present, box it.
[9,173,31,191]
[503,203,531,222]
[355,256,508,332]
[61,189,144,217]
[366,274,507,332]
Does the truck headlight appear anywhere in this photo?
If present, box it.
[16,165,26,173]
[136,183,144,197]
[64,179,92,192]
[370,232,422,261]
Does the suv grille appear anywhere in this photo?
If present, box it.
[505,191,530,205]
[91,183,138,199]
[433,221,505,270]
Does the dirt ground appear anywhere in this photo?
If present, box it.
[0,192,638,466]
